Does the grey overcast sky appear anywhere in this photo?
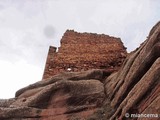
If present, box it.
[0,0,160,98]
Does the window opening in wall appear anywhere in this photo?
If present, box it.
[67,68,72,71]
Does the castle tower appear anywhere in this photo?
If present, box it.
[42,30,127,79]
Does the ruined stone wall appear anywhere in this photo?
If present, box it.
[43,30,127,79]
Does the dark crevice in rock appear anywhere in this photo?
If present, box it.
[66,95,103,106]
[110,50,140,101]
[135,78,160,113]
[126,80,160,119]
[65,106,96,114]
[2,116,41,120]
[28,91,53,109]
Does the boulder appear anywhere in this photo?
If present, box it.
[0,69,108,120]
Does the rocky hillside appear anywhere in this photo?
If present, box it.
[0,22,160,120]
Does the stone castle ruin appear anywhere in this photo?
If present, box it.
[43,30,127,79]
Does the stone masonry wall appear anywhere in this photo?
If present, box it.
[43,30,127,79]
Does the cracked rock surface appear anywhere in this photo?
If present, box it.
[0,69,111,120]
[105,21,160,120]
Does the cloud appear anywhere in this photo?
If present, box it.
[72,0,160,51]
[0,60,42,98]
[0,1,54,65]
[43,0,160,51]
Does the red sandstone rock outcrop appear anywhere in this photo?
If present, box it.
[105,21,160,120]
[43,30,127,79]
[0,69,109,120]
[0,22,160,120]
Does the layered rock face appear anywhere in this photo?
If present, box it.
[0,70,111,120]
[43,30,127,79]
[0,22,160,120]
[105,21,160,119]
